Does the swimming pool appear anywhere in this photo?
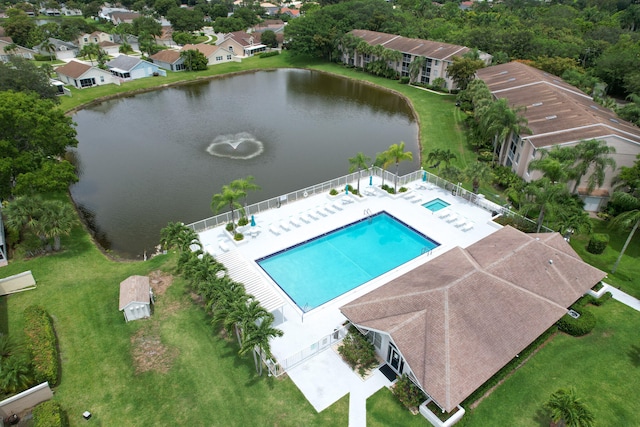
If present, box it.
[257,212,439,312]
[423,198,450,212]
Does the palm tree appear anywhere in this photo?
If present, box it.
[79,43,100,65]
[464,162,493,194]
[408,56,426,84]
[439,165,464,189]
[42,40,56,61]
[544,387,595,427]
[0,356,32,394]
[570,139,616,194]
[520,178,568,233]
[239,313,283,375]
[483,99,531,166]
[527,147,576,184]
[374,151,390,188]
[40,200,77,251]
[348,152,371,195]
[230,176,260,210]
[610,192,640,274]
[211,184,245,231]
[385,142,413,193]
[425,148,457,170]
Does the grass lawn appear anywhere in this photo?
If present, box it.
[570,219,640,298]
[463,300,640,426]
[367,388,430,426]
[0,212,350,426]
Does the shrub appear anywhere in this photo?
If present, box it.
[34,54,54,61]
[586,233,609,254]
[591,291,612,306]
[392,374,426,409]
[557,309,596,336]
[259,51,280,58]
[237,216,249,226]
[399,187,407,193]
[477,151,495,163]
[233,232,244,241]
[225,223,234,232]
[23,306,59,385]
[399,76,410,84]
[337,327,378,376]
[33,401,68,427]
[329,188,339,196]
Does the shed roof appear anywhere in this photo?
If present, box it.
[340,226,606,412]
[119,275,150,310]
[476,61,640,149]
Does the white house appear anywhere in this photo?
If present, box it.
[119,275,153,322]
[55,60,116,89]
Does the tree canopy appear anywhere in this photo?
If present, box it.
[0,91,78,200]
[0,57,59,102]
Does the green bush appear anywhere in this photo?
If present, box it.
[592,291,613,306]
[233,232,244,241]
[329,188,339,196]
[237,217,249,226]
[337,327,378,376]
[259,51,280,58]
[557,309,596,336]
[33,401,68,427]
[225,222,234,232]
[34,54,55,61]
[392,374,426,409]
[399,187,407,193]
[586,233,608,254]
[23,306,59,385]
[399,76,410,84]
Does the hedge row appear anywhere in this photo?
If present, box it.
[557,308,596,337]
[587,233,609,254]
[33,401,68,427]
[23,305,59,385]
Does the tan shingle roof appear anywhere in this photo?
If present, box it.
[119,275,150,310]
[340,226,606,412]
[151,49,181,63]
[350,29,471,61]
[55,60,92,78]
[182,43,218,58]
[476,61,640,149]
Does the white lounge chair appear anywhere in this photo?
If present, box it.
[403,193,415,200]
[218,239,230,252]
[307,210,318,221]
[411,197,423,204]
[299,214,311,224]
[269,224,281,235]
[280,220,291,231]
[332,203,343,211]
[446,214,459,223]
[289,216,301,228]
[342,195,354,204]
[324,204,335,214]
[316,206,327,217]
[438,210,451,219]
[363,187,375,196]
[455,219,469,228]
[461,222,475,232]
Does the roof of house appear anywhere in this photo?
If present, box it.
[225,31,260,47]
[476,61,640,149]
[151,49,182,63]
[280,7,300,16]
[110,11,141,21]
[340,226,606,412]
[106,54,143,71]
[349,29,472,62]
[98,41,119,48]
[55,60,93,78]
[119,275,150,310]
[0,36,13,43]
[182,43,219,58]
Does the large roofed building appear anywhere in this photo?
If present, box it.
[477,61,640,211]
[340,225,606,413]
[342,29,491,90]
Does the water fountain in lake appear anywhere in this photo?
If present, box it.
[206,132,264,160]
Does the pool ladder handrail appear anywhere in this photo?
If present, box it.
[364,208,372,223]
[421,247,432,256]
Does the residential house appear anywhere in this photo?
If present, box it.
[260,2,280,15]
[106,55,166,80]
[34,38,79,60]
[110,11,142,25]
[279,7,300,18]
[150,49,185,71]
[77,31,114,49]
[343,29,491,90]
[156,26,175,47]
[119,275,153,322]
[0,37,37,62]
[252,19,286,34]
[476,61,640,211]
[340,225,606,413]
[218,31,267,57]
[55,60,116,88]
[61,6,83,16]
[182,43,239,65]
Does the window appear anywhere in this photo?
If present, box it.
[100,75,104,82]
[434,60,439,65]
[228,46,233,52]
[532,148,536,158]
[216,56,223,61]
[79,77,95,88]
[227,55,232,60]
[175,63,185,71]
[83,37,88,42]
[373,332,381,349]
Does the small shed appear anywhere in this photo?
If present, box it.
[119,275,152,322]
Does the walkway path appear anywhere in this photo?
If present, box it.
[602,283,640,311]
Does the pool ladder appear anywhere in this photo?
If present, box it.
[364,208,372,223]
[421,247,432,256]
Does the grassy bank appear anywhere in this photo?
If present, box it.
[1,214,349,426]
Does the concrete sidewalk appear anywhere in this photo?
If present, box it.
[602,283,640,311]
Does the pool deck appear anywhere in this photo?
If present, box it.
[197,178,502,426]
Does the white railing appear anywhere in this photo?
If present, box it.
[263,324,350,377]
[188,168,552,233]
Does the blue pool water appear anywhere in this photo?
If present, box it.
[423,198,450,212]
[257,212,439,312]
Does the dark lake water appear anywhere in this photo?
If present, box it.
[70,69,419,259]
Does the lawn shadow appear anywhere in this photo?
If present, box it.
[532,407,550,426]
[628,344,640,367]
[0,296,7,334]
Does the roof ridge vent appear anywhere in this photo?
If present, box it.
[610,118,620,123]
[531,102,543,107]
[545,115,557,120]
[507,77,516,82]
[499,70,508,75]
